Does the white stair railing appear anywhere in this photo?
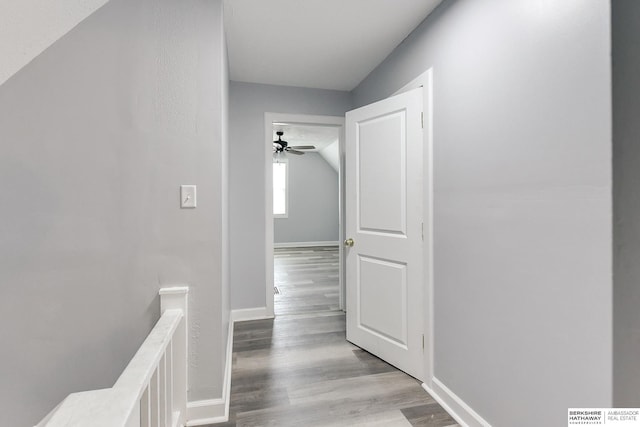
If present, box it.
[38,287,189,427]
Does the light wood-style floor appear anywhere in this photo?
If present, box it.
[210,246,458,427]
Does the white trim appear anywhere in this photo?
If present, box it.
[186,399,225,426]
[265,113,346,318]
[159,286,190,296]
[422,379,491,427]
[274,241,340,249]
[338,124,346,311]
[186,308,274,426]
[265,115,275,319]
[425,68,435,387]
[185,315,235,426]
[231,307,273,322]
[160,286,189,427]
[221,317,233,421]
[393,68,435,386]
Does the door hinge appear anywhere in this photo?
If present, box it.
[421,222,424,241]
[422,334,425,350]
[421,111,424,129]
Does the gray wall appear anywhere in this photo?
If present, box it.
[0,0,229,424]
[274,152,339,244]
[612,0,640,407]
[353,1,612,426]
[229,82,351,310]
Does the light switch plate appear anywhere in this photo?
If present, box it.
[180,185,197,208]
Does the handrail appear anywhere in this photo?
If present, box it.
[38,287,189,427]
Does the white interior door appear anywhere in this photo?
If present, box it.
[345,87,423,380]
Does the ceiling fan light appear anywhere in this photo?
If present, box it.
[273,151,285,162]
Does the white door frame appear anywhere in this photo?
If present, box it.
[393,68,435,387]
[264,113,346,317]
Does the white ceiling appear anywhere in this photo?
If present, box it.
[223,0,443,91]
[273,123,339,151]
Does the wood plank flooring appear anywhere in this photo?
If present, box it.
[209,246,458,427]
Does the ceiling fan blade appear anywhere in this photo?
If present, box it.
[290,145,316,150]
[286,148,304,155]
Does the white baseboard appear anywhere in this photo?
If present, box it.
[422,378,491,427]
[231,306,273,322]
[186,398,225,426]
[274,241,339,248]
[186,316,235,426]
[221,318,233,420]
[186,309,273,425]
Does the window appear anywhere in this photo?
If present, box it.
[273,159,288,217]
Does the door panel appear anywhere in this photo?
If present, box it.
[346,87,423,380]
[358,112,406,235]
[358,255,407,347]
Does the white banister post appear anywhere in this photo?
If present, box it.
[159,286,189,427]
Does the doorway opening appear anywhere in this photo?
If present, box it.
[274,246,340,316]
[264,113,345,318]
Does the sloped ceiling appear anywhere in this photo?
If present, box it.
[0,0,109,86]
[273,123,341,172]
[273,124,339,152]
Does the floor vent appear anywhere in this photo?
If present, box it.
[274,286,280,295]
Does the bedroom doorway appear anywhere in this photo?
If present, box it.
[264,113,345,318]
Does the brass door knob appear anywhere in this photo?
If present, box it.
[344,238,355,247]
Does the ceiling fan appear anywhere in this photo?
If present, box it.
[273,131,315,156]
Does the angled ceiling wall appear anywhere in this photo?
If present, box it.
[0,0,109,86]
